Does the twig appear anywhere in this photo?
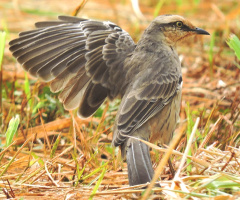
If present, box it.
[174,117,200,180]
[45,161,60,187]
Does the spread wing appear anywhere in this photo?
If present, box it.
[113,55,182,146]
[9,16,136,118]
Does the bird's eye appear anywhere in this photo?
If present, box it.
[176,21,183,27]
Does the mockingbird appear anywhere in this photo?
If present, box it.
[9,15,209,186]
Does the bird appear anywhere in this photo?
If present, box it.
[9,14,209,186]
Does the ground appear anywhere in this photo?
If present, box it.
[0,0,240,199]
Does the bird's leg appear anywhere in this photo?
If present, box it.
[168,159,175,178]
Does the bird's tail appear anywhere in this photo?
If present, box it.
[125,138,154,186]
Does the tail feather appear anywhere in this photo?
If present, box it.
[125,138,154,186]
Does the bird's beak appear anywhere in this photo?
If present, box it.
[194,27,210,35]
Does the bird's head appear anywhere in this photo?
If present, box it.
[147,15,210,46]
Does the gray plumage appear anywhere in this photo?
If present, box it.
[9,15,209,186]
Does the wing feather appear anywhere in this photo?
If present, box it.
[9,16,136,118]
[113,55,182,146]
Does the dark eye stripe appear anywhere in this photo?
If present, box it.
[181,25,192,31]
[159,21,192,32]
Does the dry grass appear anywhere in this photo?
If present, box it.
[0,0,240,199]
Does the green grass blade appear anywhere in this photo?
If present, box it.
[0,31,6,128]
[163,188,214,198]
[154,0,166,17]
[31,152,44,166]
[50,134,61,158]
[89,165,107,200]
[81,161,108,182]
[32,101,45,114]
[5,115,20,147]
[24,72,32,107]
[0,32,6,67]
[72,152,81,186]
[194,0,200,5]
[226,34,240,62]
